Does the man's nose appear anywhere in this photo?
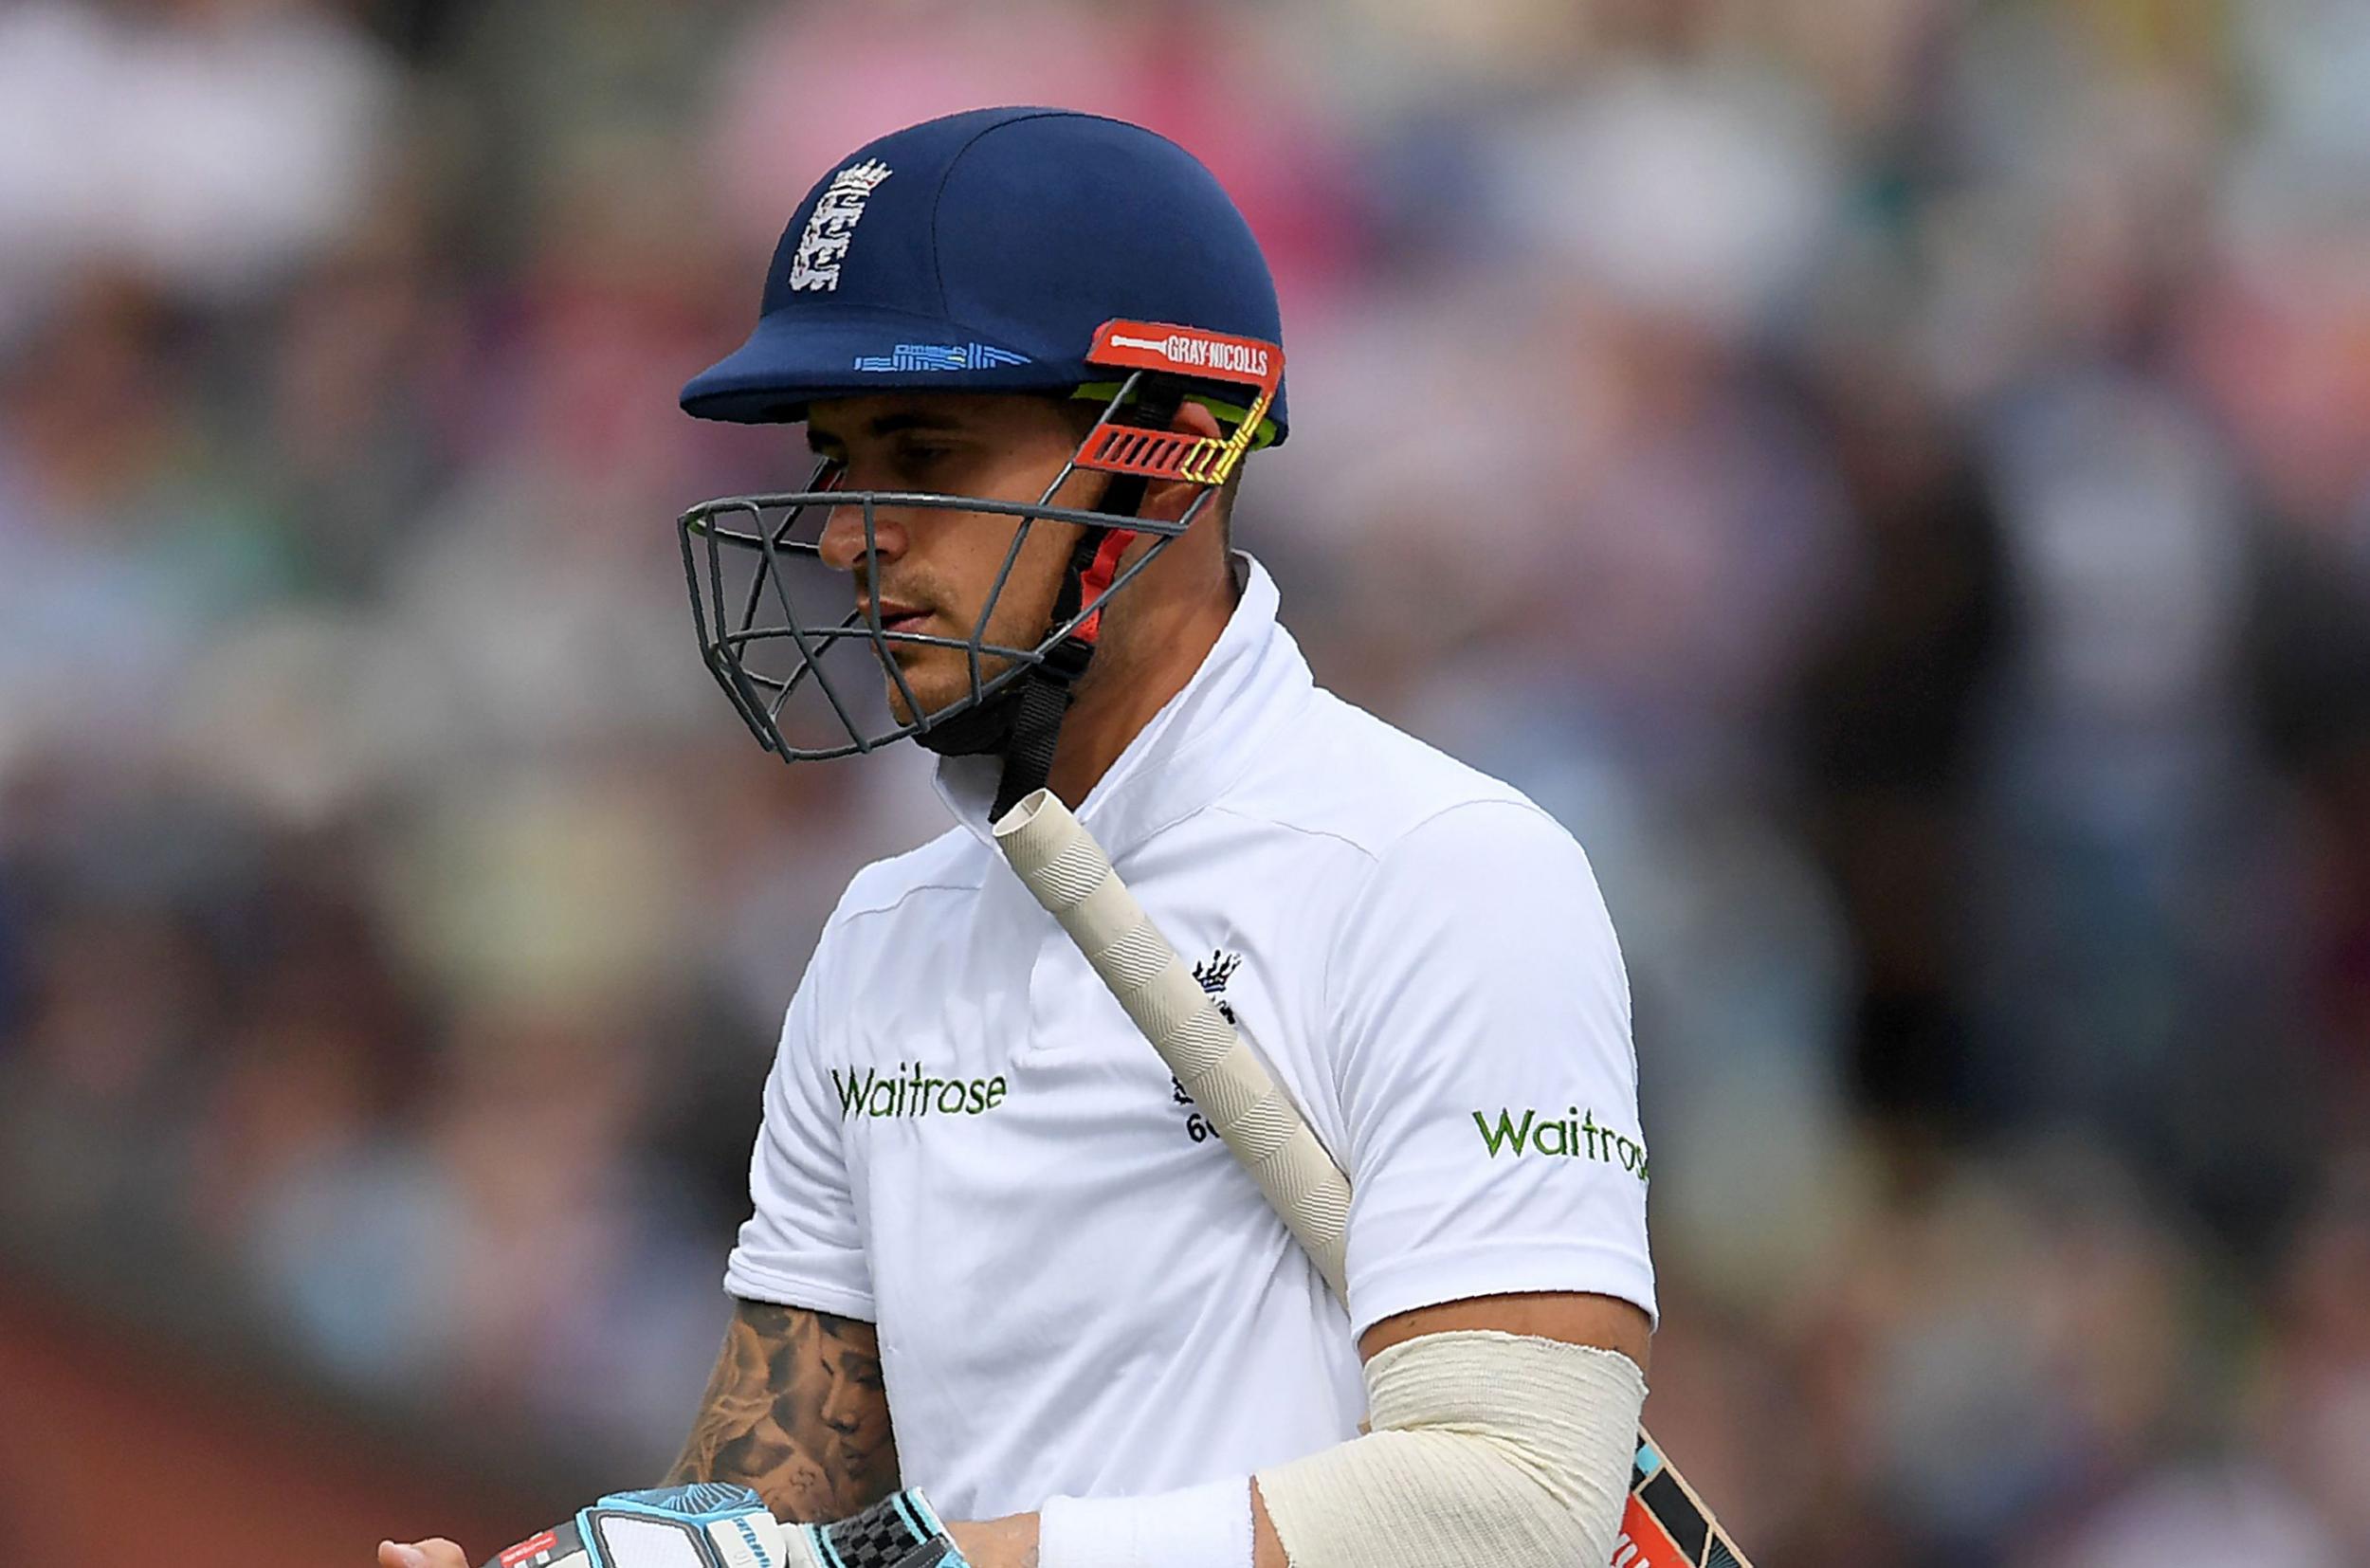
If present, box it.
[815,501,908,574]
[821,1376,863,1432]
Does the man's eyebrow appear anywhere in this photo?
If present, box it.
[806,411,973,449]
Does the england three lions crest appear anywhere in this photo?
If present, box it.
[789,159,893,293]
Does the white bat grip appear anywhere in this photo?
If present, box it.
[994,788,1353,1300]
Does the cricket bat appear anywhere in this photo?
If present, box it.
[993,788,1752,1568]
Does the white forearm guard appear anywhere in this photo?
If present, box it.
[1253,1331,1646,1568]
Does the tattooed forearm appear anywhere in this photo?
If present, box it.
[665,1299,899,1521]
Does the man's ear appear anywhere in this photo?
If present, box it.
[1137,399,1230,527]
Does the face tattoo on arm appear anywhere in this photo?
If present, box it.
[666,1298,900,1522]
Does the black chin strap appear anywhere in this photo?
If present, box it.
[985,380,1183,821]
[989,639,1089,819]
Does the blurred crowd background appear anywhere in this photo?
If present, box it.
[3,0,2368,1563]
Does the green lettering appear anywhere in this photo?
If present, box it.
[1536,1119,1567,1156]
[1472,1108,1535,1158]
[829,1066,1017,1119]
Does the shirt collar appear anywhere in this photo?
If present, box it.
[933,552,1310,859]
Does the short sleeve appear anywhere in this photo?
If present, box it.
[723,949,876,1318]
[1329,800,1654,1336]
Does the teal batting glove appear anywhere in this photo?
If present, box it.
[478,1485,968,1568]
[479,1483,788,1568]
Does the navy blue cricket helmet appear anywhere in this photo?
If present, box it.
[676,107,1289,809]
[681,106,1288,438]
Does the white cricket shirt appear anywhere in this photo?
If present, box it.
[727,556,1654,1522]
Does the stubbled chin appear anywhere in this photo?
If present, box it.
[884,647,1026,725]
[885,672,965,727]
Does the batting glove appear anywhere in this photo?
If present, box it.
[477,1483,968,1568]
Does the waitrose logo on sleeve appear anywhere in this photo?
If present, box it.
[832,1063,1009,1119]
[1471,1105,1649,1182]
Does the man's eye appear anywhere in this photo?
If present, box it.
[894,442,958,471]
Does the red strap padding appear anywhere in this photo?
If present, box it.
[1074,528,1137,645]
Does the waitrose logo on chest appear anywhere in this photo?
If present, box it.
[832,1062,1009,1120]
